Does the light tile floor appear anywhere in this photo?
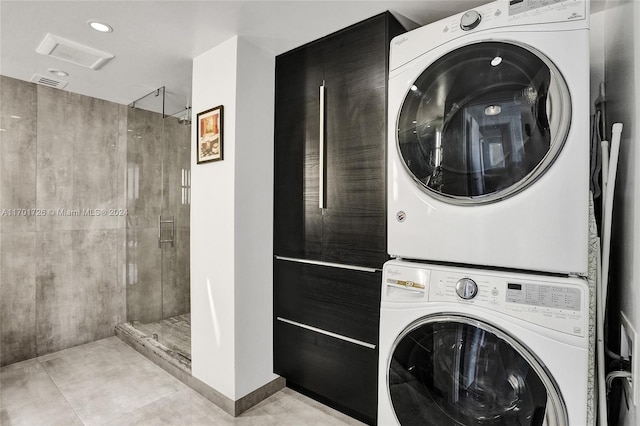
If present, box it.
[0,337,364,426]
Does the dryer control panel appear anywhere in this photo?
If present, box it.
[508,0,582,17]
[382,260,589,338]
[389,0,588,72]
[440,0,587,38]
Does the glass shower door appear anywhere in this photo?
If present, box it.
[125,87,191,361]
[158,111,191,359]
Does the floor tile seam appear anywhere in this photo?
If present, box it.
[98,387,189,425]
[36,354,114,390]
[37,348,186,425]
[38,341,183,389]
[35,357,85,425]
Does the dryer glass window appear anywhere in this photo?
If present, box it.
[396,41,570,204]
[388,316,567,425]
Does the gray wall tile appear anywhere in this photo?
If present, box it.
[36,230,120,355]
[35,86,120,231]
[0,232,37,366]
[0,76,37,233]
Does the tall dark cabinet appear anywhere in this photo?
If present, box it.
[274,12,406,425]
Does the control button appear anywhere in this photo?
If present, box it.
[455,278,478,300]
[491,288,499,297]
[495,9,502,16]
[460,10,482,31]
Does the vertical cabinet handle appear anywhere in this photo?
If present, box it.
[319,81,326,209]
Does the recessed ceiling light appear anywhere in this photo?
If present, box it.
[89,21,113,33]
[48,68,69,77]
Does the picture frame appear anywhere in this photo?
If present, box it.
[196,105,224,164]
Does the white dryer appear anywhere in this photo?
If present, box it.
[378,259,589,425]
[387,0,590,275]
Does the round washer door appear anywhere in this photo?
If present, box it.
[387,315,567,426]
[396,41,571,205]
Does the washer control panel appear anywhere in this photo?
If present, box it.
[382,261,588,337]
[505,281,581,310]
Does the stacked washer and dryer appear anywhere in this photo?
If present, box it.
[379,1,591,425]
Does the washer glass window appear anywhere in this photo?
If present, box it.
[397,41,570,204]
[388,315,567,425]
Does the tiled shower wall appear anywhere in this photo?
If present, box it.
[0,76,128,366]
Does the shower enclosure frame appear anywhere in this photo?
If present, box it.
[123,86,192,361]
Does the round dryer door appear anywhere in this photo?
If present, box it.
[387,315,567,426]
[396,41,571,204]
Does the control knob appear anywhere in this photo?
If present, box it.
[460,10,482,31]
[456,278,478,300]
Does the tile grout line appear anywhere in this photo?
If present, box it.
[99,338,193,424]
[97,387,188,425]
[37,338,187,425]
[36,357,85,425]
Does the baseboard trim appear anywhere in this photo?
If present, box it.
[115,324,284,417]
[235,376,286,415]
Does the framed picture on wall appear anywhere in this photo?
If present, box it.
[196,105,224,164]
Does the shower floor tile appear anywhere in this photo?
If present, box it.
[132,312,191,359]
[0,337,364,426]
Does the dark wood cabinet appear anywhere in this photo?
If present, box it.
[274,259,382,345]
[274,320,379,422]
[274,12,404,269]
[274,41,325,261]
[273,12,406,425]
[321,17,390,268]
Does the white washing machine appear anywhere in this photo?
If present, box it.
[378,259,589,426]
[387,0,590,275]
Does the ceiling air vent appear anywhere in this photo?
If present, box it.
[30,74,68,89]
[36,33,114,70]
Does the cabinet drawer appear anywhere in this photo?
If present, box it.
[274,259,381,345]
[274,320,378,424]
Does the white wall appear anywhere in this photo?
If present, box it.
[233,37,277,398]
[594,1,640,424]
[191,36,238,398]
[190,35,277,400]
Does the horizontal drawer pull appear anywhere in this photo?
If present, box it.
[275,256,380,273]
[277,317,376,350]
